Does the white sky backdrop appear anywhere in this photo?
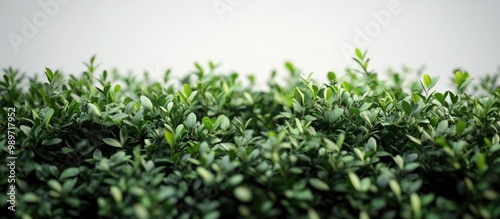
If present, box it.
[1,0,499,91]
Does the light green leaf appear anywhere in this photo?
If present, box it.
[348,172,360,191]
[327,71,336,81]
[456,120,466,135]
[406,134,422,145]
[354,148,364,161]
[404,163,420,172]
[183,84,192,97]
[393,155,404,170]
[454,71,465,86]
[360,177,371,192]
[60,167,80,180]
[355,48,363,60]
[48,179,62,193]
[308,178,330,191]
[110,186,122,203]
[367,137,377,151]
[88,103,101,116]
[23,193,40,203]
[43,108,54,127]
[164,130,174,146]
[436,120,448,134]
[111,113,129,121]
[308,208,321,219]
[197,166,214,183]
[410,193,421,217]
[423,74,431,88]
[227,174,244,186]
[134,204,149,219]
[295,118,304,134]
[343,81,352,93]
[220,115,230,131]
[140,95,153,111]
[389,179,401,200]
[103,138,122,148]
[186,112,197,129]
[234,185,252,202]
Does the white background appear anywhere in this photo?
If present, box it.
[1,0,499,91]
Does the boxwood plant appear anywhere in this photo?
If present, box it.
[1,50,499,219]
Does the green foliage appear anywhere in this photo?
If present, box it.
[1,51,500,219]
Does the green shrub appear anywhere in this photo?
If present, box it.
[1,50,499,219]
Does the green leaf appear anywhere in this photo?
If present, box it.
[134,204,149,219]
[411,193,421,217]
[308,208,321,219]
[174,124,185,141]
[366,137,377,151]
[476,153,487,171]
[285,62,295,75]
[360,177,371,192]
[294,189,314,201]
[42,138,62,146]
[327,71,336,81]
[389,179,401,200]
[43,108,54,128]
[402,101,412,116]
[227,174,244,186]
[355,48,363,60]
[93,149,102,159]
[234,185,252,202]
[220,115,230,131]
[454,71,465,87]
[45,67,54,83]
[23,193,40,203]
[404,163,420,172]
[459,78,474,91]
[343,81,352,93]
[393,155,404,170]
[140,95,153,111]
[354,148,364,161]
[111,113,129,121]
[103,138,122,148]
[295,118,304,134]
[325,108,344,123]
[197,166,214,183]
[348,172,361,191]
[308,178,330,191]
[183,84,192,97]
[423,74,431,88]
[406,134,422,145]
[186,112,197,129]
[120,128,128,144]
[203,116,213,130]
[62,178,78,193]
[60,167,80,180]
[456,120,466,135]
[436,120,448,134]
[164,130,174,146]
[48,179,62,193]
[294,88,304,104]
[433,92,446,103]
[20,125,32,136]
[110,186,122,203]
[88,103,101,116]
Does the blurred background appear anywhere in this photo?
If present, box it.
[1,0,499,91]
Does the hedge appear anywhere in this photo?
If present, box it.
[1,50,499,218]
